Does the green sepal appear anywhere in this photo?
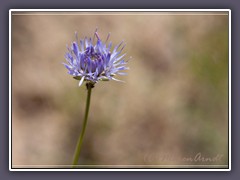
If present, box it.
[100,77,110,81]
[73,76,82,80]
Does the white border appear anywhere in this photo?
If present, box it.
[9,9,12,172]
[228,9,231,172]
[9,9,231,172]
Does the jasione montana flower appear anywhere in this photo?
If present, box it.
[63,30,129,87]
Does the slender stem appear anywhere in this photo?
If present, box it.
[72,84,93,167]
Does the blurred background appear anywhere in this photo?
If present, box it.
[11,11,229,168]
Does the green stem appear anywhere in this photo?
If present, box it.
[72,83,93,168]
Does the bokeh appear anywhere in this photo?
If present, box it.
[11,11,229,168]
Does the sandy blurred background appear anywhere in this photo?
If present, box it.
[11,11,229,168]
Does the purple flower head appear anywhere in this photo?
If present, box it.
[63,29,129,87]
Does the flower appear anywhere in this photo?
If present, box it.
[63,29,129,87]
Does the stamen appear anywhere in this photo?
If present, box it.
[93,27,98,42]
[105,32,111,43]
[75,31,78,44]
[94,28,101,41]
[95,32,100,40]
[126,56,132,62]
[119,43,126,53]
